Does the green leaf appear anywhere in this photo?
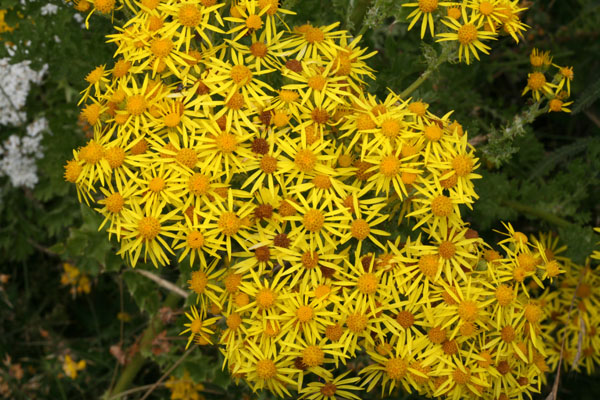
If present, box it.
[122,270,161,315]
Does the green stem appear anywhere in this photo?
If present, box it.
[501,200,571,228]
[350,0,373,34]
[107,292,180,398]
[399,47,449,99]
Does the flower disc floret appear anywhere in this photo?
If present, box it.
[458,24,478,44]
[296,305,314,322]
[246,14,263,30]
[149,176,165,192]
[357,272,378,294]
[295,149,317,172]
[138,216,161,240]
[260,155,278,174]
[458,300,478,322]
[80,141,105,164]
[215,133,238,153]
[524,304,542,323]
[527,72,546,91]
[256,359,277,380]
[227,313,242,330]
[176,148,198,168]
[189,173,210,195]
[187,231,205,249]
[303,209,325,232]
[126,95,147,116]
[431,195,453,217]
[396,311,415,329]
[94,0,115,14]
[302,346,324,367]
[189,271,208,294]
[151,38,173,58]
[219,212,241,236]
[381,119,401,137]
[419,254,439,278]
[305,27,325,43]
[230,65,253,85]
[380,155,401,177]
[495,284,514,306]
[346,313,367,333]
[452,155,473,176]
[308,75,327,91]
[351,219,371,240]
[424,124,442,141]
[386,358,408,380]
[105,193,124,213]
[256,288,276,309]
[105,147,125,168]
[438,241,456,259]
[179,4,202,27]
[64,161,82,182]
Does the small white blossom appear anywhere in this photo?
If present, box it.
[0,118,49,189]
[0,58,47,126]
[40,3,59,15]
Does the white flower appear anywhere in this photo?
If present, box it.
[0,118,50,188]
[0,58,48,126]
[40,3,59,16]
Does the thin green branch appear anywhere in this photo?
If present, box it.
[105,291,181,399]
[399,45,449,99]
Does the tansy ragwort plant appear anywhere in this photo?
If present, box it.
[63,0,598,399]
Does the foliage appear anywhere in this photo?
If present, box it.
[0,0,599,399]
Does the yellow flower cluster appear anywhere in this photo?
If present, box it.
[64,1,595,399]
[165,370,205,400]
[522,48,574,112]
[62,354,86,379]
[60,262,92,295]
[402,1,529,64]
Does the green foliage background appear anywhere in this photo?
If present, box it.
[0,0,599,398]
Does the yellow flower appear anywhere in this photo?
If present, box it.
[180,305,219,348]
[62,354,86,379]
[402,0,456,38]
[437,7,498,65]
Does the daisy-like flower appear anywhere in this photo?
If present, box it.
[227,29,288,72]
[338,196,389,253]
[96,178,138,240]
[225,0,270,41]
[116,199,182,267]
[172,212,223,267]
[180,305,220,348]
[235,339,296,397]
[522,71,555,101]
[529,48,553,68]
[436,7,498,65]
[284,22,345,60]
[298,370,364,400]
[204,49,275,110]
[402,0,456,39]
[203,189,255,256]
[553,64,574,96]
[360,336,430,395]
[468,0,507,32]
[408,177,468,232]
[80,65,109,104]
[365,147,422,201]
[187,259,225,313]
[135,162,183,209]
[157,0,225,51]
[285,192,352,252]
[548,95,574,113]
